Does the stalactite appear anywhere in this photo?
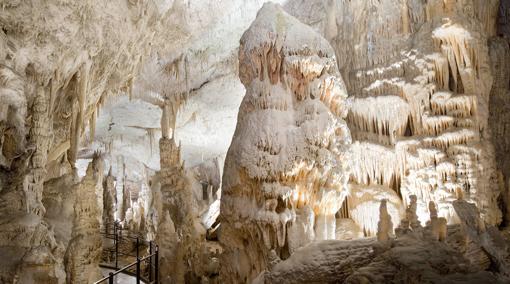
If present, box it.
[401,0,410,34]
[89,109,96,143]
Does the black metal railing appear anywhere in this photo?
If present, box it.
[95,248,159,284]
[95,221,159,284]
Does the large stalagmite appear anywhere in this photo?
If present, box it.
[153,102,204,283]
[219,3,351,282]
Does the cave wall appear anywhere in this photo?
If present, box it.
[0,0,172,281]
[285,0,507,233]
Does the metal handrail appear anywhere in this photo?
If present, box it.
[96,221,159,284]
[94,247,159,284]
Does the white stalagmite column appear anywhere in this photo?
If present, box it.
[219,3,352,283]
[154,97,202,282]
[160,103,171,139]
[65,153,104,283]
[314,213,337,240]
[377,199,393,242]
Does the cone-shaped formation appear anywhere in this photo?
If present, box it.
[376,199,393,242]
[102,168,116,226]
[220,3,352,282]
[65,153,104,283]
[426,201,447,241]
[154,135,202,282]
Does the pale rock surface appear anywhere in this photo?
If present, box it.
[286,0,506,231]
[1,0,510,283]
[376,199,393,242]
[103,168,116,226]
[0,0,172,281]
[220,3,351,282]
[426,201,448,241]
[154,129,204,282]
[256,199,509,283]
[65,153,104,283]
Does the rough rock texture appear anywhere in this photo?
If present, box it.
[286,0,506,232]
[156,136,197,282]
[255,198,509,284]
[1,0,510,283]
[65,153,104,283]
[154,100,204,283]
[102,168,116,226]
[488,1,510,225]
[0,0,172,281]
[219,3,351,282]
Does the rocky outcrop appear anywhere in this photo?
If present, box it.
[219,3,351,282]
[256,198,509,283]
[0,69,66,283]
[488,4,510,224]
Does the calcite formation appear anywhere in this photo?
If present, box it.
[102,168,116,226]
[1,0,510,283]
[0,0,173,281]
[376,199,393,242]
[153,103,204,283]
[65,153,104,283]
[220,3,351,282]
[255,198,509,283]
[287,0,506,232]
[426,201,448,241]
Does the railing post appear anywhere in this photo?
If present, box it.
[136,237,139,259]
[149,242,153,283]
[114,222,118,269]
[136,257,141,284]
[155,245,159,284]
[108,272,114,284]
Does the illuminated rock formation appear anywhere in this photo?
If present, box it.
[154,210,179,283]
[396,195,420,235]
[65,153,104,283]
[256,200,507,283]
[426,201,448,241]
[220,3,351,282]
[153,103,204,282]
[376,199,393,242]
[119,181,131,223]
[347,184,403,236]
[102,168,116,226]
[286,0,505,231]
[0,0,172,281]
[1,0,510,282]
